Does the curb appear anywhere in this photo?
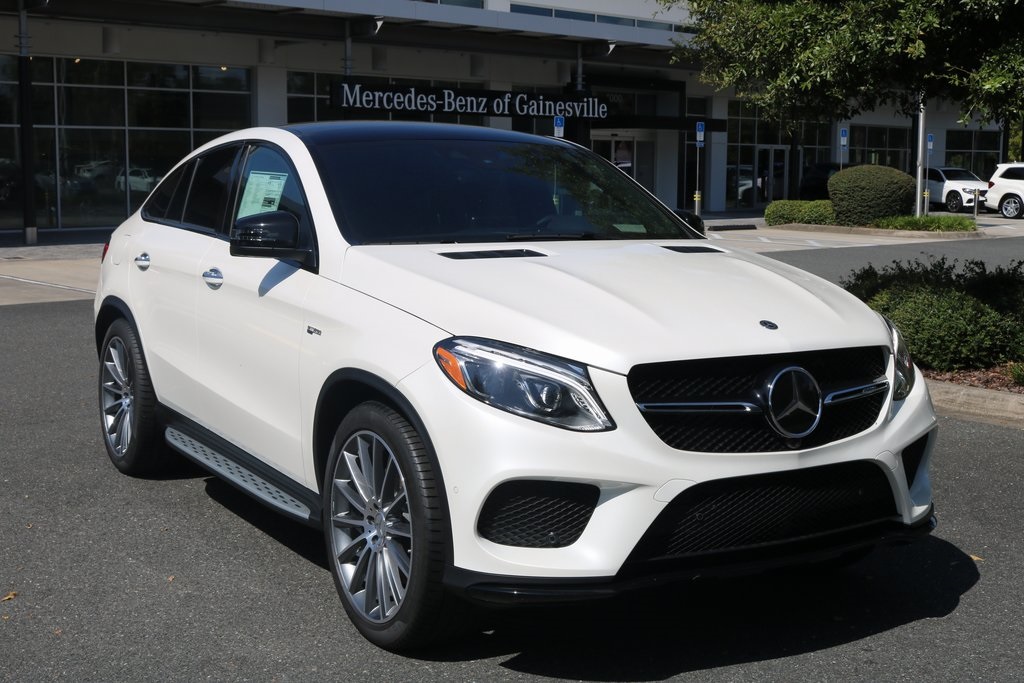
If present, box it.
[766,223,984,239]
[925,379,1024,429]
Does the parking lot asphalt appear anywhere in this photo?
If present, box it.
[2,221,1023,430]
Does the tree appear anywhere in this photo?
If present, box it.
[663,0,1024,178]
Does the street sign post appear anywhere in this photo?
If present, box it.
[694,121,705,216]
[924,133,934,215]
[553,115,565,139]
[839,127,848,171]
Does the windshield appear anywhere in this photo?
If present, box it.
[941,168,981,181]
[309,138,699,244]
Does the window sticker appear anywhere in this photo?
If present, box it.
[238,171,288,218]
[613,223,647,234]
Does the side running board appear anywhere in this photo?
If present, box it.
[165,426,315,524]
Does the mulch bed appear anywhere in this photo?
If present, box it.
[922,364,1024,394]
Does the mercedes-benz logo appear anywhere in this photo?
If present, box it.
[766,366,822,439]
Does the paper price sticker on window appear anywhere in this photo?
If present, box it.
[238,171,288,218]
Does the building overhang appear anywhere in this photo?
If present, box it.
[0,0,693,70]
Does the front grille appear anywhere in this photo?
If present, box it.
[626,460,898,565]
[478,480,599,548]
[629,346,889,452]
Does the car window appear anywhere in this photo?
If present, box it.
[926,169,941,182]
[232,143,315,251]
[941,168,979,181]
[308,139,695,245]
[181,143,242,232]
[1003,167,1024,181]
[142,160,191,223]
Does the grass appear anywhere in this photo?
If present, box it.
[871,215,977,232]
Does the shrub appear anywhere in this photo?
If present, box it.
[868,287,1019,370]
[764,200,803,225]
[800,200,836,225]
[1009,362,1024,386]
[872,215,976,232]
[841,257,1024,320]
[828,165,915,226]
[764,199,836,225]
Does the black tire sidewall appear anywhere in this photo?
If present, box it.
[945,192,962,213]
[322,401,448,650]
[98,319,163,475]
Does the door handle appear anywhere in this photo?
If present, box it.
[202,267,224,290]
[134,253,151,271]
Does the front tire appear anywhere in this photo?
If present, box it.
[98,318,169,475]
[999,194,1023,219]
[944,191,963,213]
[323,401,461,650]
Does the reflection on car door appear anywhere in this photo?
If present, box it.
[192,143,315,485]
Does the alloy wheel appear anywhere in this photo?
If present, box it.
[328,429,413,623]
[100,336,135,457]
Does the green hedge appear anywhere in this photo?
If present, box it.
[843,257,1024,371]
[828,165,915,226]
[764,199,836,226]
[872,215,976,231]
[868,287,1020,370]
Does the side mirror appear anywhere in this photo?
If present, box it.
[673,208,706,236]
[230,211,311,264]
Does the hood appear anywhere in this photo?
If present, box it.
[340,241,890,374]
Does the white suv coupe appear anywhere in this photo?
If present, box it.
[95,122,937,650]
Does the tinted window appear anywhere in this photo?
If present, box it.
[182,144,241,232]
[941,168,980,181]
[142,162,189,221]
[1002,167,1024,181]
[926,168,941,182]
[233,144,315,251]
[309,139,695,245]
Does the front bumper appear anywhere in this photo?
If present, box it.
[399,359,938,582]
[447,508,937,605]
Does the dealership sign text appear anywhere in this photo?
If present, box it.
[335,82,609,119]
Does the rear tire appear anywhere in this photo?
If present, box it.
[98,318,170,475]
[323,401,464,651]
[999,194,1023,219]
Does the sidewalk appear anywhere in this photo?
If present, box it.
[1,220,1022,430]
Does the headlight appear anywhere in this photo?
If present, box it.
[434,337,614,432]
[883,316,916,401]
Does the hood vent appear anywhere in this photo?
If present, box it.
[662,245,722,254]
[440,249,546,260]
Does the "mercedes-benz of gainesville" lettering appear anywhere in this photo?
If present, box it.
[336,82,609,119]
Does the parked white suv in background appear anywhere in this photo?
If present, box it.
[95,122,938,651]
[985,162,1024,218]
[925,166,988,213]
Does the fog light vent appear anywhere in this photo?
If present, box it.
[478,480,599,548]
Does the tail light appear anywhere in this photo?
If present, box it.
[101,240,110,262]
[989,181,995,188]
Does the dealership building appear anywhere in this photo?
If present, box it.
[0,0,1005,234]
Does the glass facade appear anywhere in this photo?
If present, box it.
[847,125,911,172]
[0,55,251,229]
[726,100,831,207]
[945,129,1001,180]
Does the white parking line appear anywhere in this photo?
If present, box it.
[0,273,95,294]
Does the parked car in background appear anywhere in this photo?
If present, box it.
[94,122,937,651]
[925,167,988,213]
[115,167,160,193]
[984,162,1024,218]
